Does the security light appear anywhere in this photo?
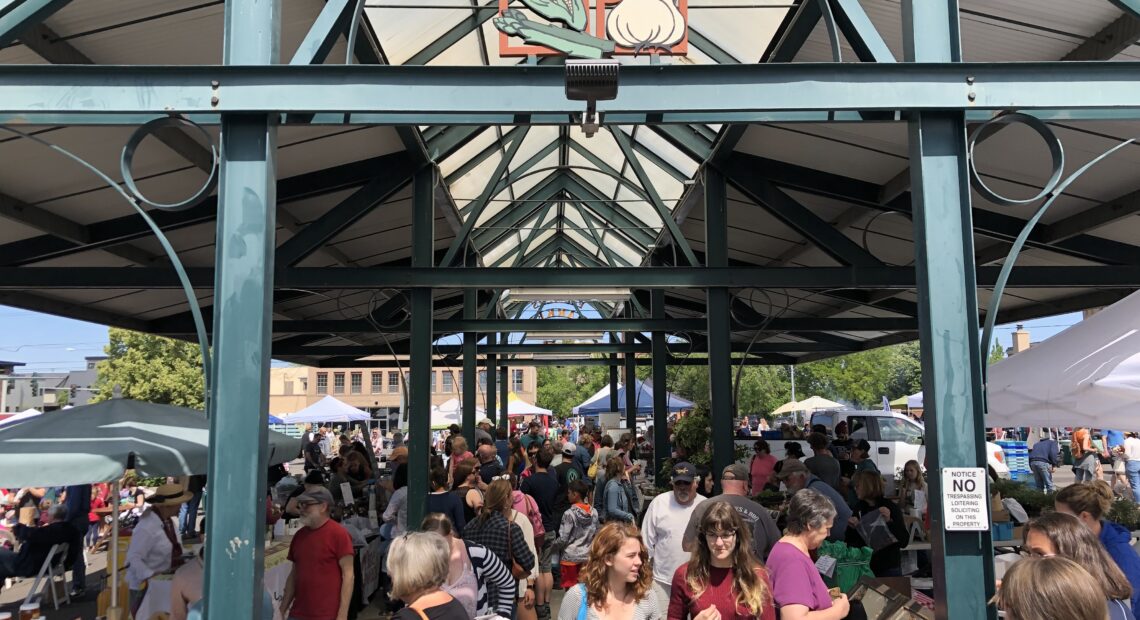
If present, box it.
[565,59,619,138]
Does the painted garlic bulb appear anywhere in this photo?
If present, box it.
[606,0,685,54]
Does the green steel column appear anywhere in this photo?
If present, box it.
[202,1,279,617]
[499,364,509,429]
[463,290,477,447]
[651,290,669,483]
[623,344,636,432]
[609,354,620,415]
[705,168,734,487]
[407,166,435,530]
[487,335,497,426]
[903,1,994,618]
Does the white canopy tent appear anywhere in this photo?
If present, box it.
[907,392,923,409]
[431,398,486,429]
[986,290,1140,430]
[280,395,371,423]
[508,393,552,416]
[771,395,844,415]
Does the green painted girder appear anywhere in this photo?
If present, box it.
[762,0,823,62]
[272,340,858,357]
[12,264,1140,290]
[560,172,657,246]
[829,0,896,62]
[470,173,569,248]
[609,127,699,265]
[290,0,363,65]
[0,0,71,47]
[442,126,532,266]
[311,355,794,368]
[745,152,1140,267]
[626,134,691,182]
[275,153,416,266]
[685,26,742,64]
[566,139,649,203]
[647,124,715,164]
[445,125,526,186]
[513,230,564,267]
[490,204,557,267]
[458,138,562,218]
[427,125,493,163]
[573,204,631,267]
[0,152,394,267]
[404,0,499,65]
[722,163,883,267]
[1110,0,1140,20]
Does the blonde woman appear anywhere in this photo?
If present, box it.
[898,460,926,513]
[668,501,775,620]
[992,556,1106,620]
[450,436,474,485]
[558,522,663,620]
[387,532,469,620]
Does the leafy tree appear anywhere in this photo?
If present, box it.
[987,341,1006,365]
[535,363,609,418]
[93,328,206,408]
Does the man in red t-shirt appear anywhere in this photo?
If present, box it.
[280,488,354,620]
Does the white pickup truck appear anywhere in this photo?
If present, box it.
[736,409,1009,493]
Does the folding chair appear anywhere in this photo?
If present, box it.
[22,542,71,610]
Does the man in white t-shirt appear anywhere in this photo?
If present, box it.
[641,461,706,608]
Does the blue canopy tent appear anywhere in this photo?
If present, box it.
[573,379,694,415]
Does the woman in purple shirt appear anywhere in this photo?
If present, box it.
[766,489,851,620]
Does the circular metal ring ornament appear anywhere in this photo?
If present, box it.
[967,112,1065,207]
[861,210,914,267]
[120,117,219,211]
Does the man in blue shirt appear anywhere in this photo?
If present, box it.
[1028,433,1061,492]
[1105,429,1128,489]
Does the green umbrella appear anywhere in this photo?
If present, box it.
[0,398,300,487]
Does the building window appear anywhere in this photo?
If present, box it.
[300,378,308,393]
[371,372,382,394]
[513,369,524,392]
[316,373,328,394]
[333,373,345,394]
[388,372,400,393]
[351,372,362,394]
[430,372,436,393]
[442,372,454,393]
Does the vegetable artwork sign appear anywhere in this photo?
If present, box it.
[495,0,688,58]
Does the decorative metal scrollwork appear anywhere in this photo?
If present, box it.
[0,119,219,412]
[967,112,1133,401]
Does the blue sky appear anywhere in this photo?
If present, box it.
[0,304,1085,372]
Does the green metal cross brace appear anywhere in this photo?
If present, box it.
[407,166,436,530]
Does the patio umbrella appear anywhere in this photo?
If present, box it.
[770,395,844,415]
[0,398,301,616]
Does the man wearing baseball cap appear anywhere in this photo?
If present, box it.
[280,488,354,620]
[776,459,852,541]
[641,461,707,608]
[682,463,781,561]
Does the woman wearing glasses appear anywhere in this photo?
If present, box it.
[668,501,775,620]
[766,489,851,620]
[451,457,485,526]
[1020,511,1135,620]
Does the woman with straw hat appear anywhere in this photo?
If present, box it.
[125,481,192,616]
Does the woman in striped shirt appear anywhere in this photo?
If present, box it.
[423,512,517,618]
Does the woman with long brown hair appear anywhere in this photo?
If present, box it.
[452,457,485,526]
[668,501,775,620]
[464,479,538,620]
[557,522,663,620]
[1021,511,1134,619]
[1055,481,1140,617]
[509,435,530,476]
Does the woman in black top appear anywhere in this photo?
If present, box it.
[388,532,471,620]
[847,470,908,576]
[451,458,484,526]
[427,466,467,534]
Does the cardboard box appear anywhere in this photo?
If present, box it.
[1011,525,1025,541]
[991,508,1011,522]
[990,493,1004,512]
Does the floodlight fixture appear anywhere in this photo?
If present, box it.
[565,59,620,138]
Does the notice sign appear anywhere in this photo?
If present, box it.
[941,468,990,531]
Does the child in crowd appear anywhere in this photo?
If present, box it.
[555,480,598,589]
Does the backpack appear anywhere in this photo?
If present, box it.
[516,491,545,543]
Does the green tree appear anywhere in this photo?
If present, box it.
[535,363,609,418]
[93,328,206,408]
[988,341,1006,365]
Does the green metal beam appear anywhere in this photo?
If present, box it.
[8,265,1139,290]
[403,0,498,65]
[445,125,527,186]
[290,0,363,64]
[462,289,477,448]
[314,355,792,368]
[0,0,71,48]
[705,167,734,489]
[609,127,699,265]
[904,0,994,617]
[442,126,531,266]
[407,166,435,530]
[763,0,823,62]
[470,173,567,248]
[492,203,556,267]
[202,1,277,617]
[830,0,896,62]
[651,287,669,480]
[562,173,657,246]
